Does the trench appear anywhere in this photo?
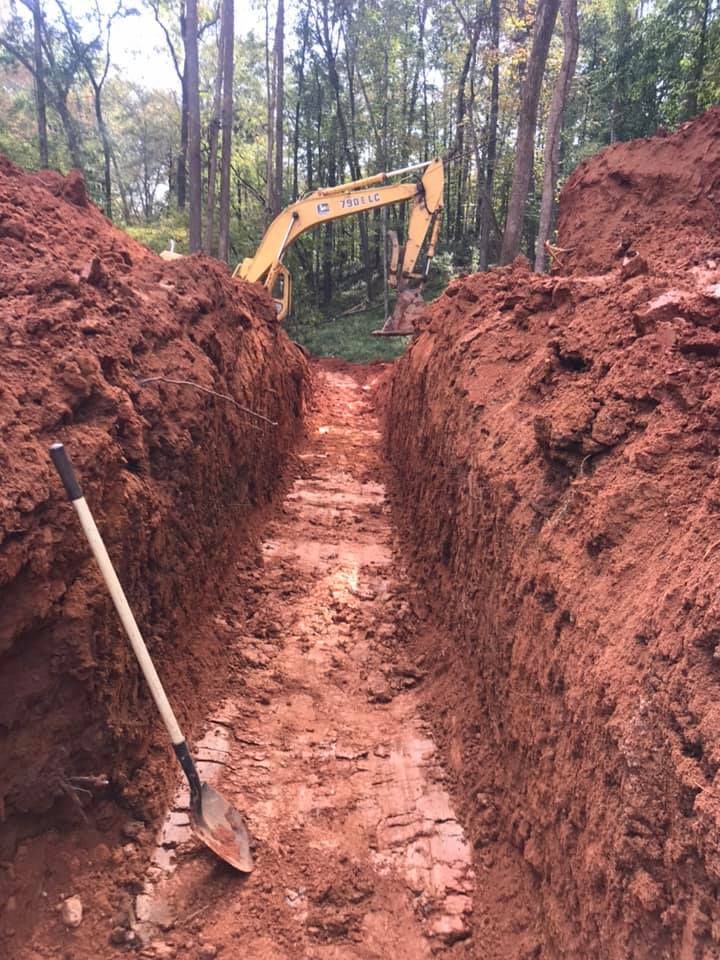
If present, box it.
[6,110,720,960]
[13,361,488,960]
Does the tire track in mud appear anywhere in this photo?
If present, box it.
[129,364,477,959]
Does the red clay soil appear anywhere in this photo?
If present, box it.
[557,106,720,276]
[6,361,480,960]
[382,108,720,958]
[0,157,308,939]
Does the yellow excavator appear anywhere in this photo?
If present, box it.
[232,158,444,334]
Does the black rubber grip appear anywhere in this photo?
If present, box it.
[173,741,203,808]
[49,443,83,501]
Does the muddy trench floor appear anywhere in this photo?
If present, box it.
[15,362,489,960]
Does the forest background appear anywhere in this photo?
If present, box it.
[1,0,718,358]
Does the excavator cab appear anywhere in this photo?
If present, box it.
[266,262,292,322]
[233,258,292,322]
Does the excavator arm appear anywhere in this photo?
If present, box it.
[234,158,443,322]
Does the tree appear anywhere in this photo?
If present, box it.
[0,2,86,169]
[534,0,579,271]
[274,0,284,215]
[31,0,48,167]
[205,26,222,254]
[2,0,718,314]
[684,0,712,118]
[264,0,284,220]
[217,0,234,262]
[449,0,483,247]
[108,79,179,220]
[479,0,500,269]
[290,8,309,200]
[54,0,135,219]
[185,0,202,251]
[148,0,218,209]
[148,0,188,206]
[500,0,561,264]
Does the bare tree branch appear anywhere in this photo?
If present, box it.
[136,376,279,427]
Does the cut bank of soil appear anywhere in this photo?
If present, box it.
[382,108,720,958]
[9,363,479,960]
[0,156,307,937]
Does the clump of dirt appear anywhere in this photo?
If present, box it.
[0,154,308,918]
[382,109,720,958]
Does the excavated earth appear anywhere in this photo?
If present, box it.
[383,107,720,958]
[3,106,720,960]
[0,157,307,944]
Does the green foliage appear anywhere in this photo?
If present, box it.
[125,209,189,252]
[1,0,718,351]
[0,68,38,169]
[287,300,410,363]
[108,79,181,221]
[566,0,719,161]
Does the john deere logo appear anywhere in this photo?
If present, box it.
[316,202,330,215]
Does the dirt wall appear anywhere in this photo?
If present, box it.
[0,158,308,872]
[383,109,720,958]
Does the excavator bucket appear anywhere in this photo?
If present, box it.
[373,288,426,337]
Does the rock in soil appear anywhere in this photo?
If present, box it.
[61,896,83,929]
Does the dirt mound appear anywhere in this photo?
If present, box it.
[557,106,720,277]
[0,156,307,902]
[382,110,720,958]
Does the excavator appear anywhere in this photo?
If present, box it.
[232,158,444,335]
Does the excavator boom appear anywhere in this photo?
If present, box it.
[234,159,444,324]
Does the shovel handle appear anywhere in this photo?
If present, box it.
[49,443,83,500]
[49,443,187,752]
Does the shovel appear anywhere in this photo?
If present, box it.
[49,443,253,873]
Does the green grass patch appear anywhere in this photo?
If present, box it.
[287,300,411,363]
[125,211,189,254]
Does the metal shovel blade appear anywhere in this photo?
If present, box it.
[191,782,254,873]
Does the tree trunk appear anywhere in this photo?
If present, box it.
[534,0,578,271]
[341,20,372,297]
[479,0,500,269]
[218,0,234,263]
[292,12,308,199]
[382,46,389,167]
[684,0,710,119]
[318,0,373,297]
[322,125,337,306]
[31,4,83,171]
[31,0,48,167]
[265,0,277,221]
[186,0,202,252]
[453,43,473,243]
[177,10,189,210]
[149,0,187,207]
[609,0,631,142]
[110,147,131,221]
[500,0,561,264]
[406,0,427,162]
[94,86,113,219]
[206,31,223,255]
[55,93,83,170]
[54,0,115,215]
[273,0,284,213]
[177,64,188,208]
